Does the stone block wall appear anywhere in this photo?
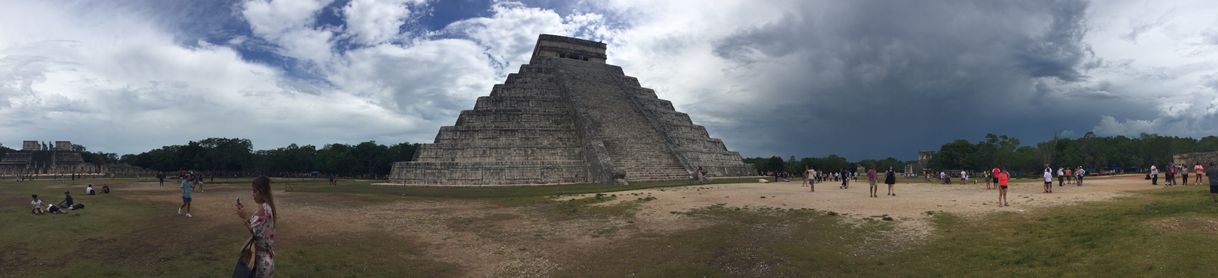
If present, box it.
[389,34,756,185]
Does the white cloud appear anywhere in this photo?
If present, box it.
[342,0,419,45]
[242,0,335,65]
[445,2,569,68]
[5,0,1218,158]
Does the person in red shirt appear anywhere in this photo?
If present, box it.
[991,168,1000,190]
[998,169,1010,207]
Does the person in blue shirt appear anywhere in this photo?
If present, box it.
[178,175,193,218]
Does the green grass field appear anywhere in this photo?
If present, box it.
[3,177,1217,277]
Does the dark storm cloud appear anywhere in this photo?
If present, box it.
[701,0,1149,160]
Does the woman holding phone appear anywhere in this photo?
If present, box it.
[235,177,277,277]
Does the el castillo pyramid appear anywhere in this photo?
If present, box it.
[389,34,753,185]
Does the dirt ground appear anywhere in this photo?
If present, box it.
[115,174,1165,276]
[588,174,1160,220]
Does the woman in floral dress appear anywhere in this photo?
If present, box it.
[237,176,276,277]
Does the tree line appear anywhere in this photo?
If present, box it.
[118,138,418,178]
[746,132,1218,177]
[744,155,906,175]
[926,132,1218,174]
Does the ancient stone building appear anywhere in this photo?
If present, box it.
[1173,151,1218,166]
[390,34,753,185]
[0,140,89,175]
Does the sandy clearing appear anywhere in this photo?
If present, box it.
[586,175,1159,221]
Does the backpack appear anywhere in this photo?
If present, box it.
[72,203,85,210]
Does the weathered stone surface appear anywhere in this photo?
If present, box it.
[1174,151,1218,166]
[390,34,753,185]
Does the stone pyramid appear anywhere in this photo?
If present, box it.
[389,34,753,185]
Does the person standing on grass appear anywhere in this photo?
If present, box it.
[1206,162,1218,203]
[1167,164,1176,186]
[1043,167,1053,193]
[1182,164,1190,186]
[808,167,816,192]
[157,173,165,187]
[1057,167,1065,187]
[960,170,968,185]
[868,166,878,198]
[1151,165,1159,185]
[885,167,897,196]
[179,175,193,218]
[235,176,277,277]
[992,168,1001,190]
[1196,163,1205,184]
[998,169,1010,207]
[1065,167,1073,184]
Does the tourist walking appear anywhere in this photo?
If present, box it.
[885,167,897,196]
[840,169,849,189]
[868,166,878,198]
[1075,166,1085,186]
[1043,167,1053,193]
[998,169,1010,207]
[1151,165,1159,185]
[1057,167,1065,187]
[802,166,813,188]
[235,176,277,277]
[179,175,193,218]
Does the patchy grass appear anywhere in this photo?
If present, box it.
[553,186,1218,276]
[7,177,1218,276]
[0,178,460,277]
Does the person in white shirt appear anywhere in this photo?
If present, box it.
[86,184,95,195]
[1057,167,1065,187]
[1043,168,1054,193]
[31,195,44,215]
[1151,165,1159,185]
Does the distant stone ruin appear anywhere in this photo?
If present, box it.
[389,34,753,185]
[1173,151,1218,166]
[1,140,88,176]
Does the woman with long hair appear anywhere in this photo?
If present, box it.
[236,176,277,277]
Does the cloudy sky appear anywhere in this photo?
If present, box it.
[2,0,1217,160]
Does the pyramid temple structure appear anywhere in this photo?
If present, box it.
[389,34,753,185]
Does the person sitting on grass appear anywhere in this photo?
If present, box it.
[61,191,74,209]
[86,184,96,195]
[102,185,110,194]
[31,195,44,215]
[47,203,64,214]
